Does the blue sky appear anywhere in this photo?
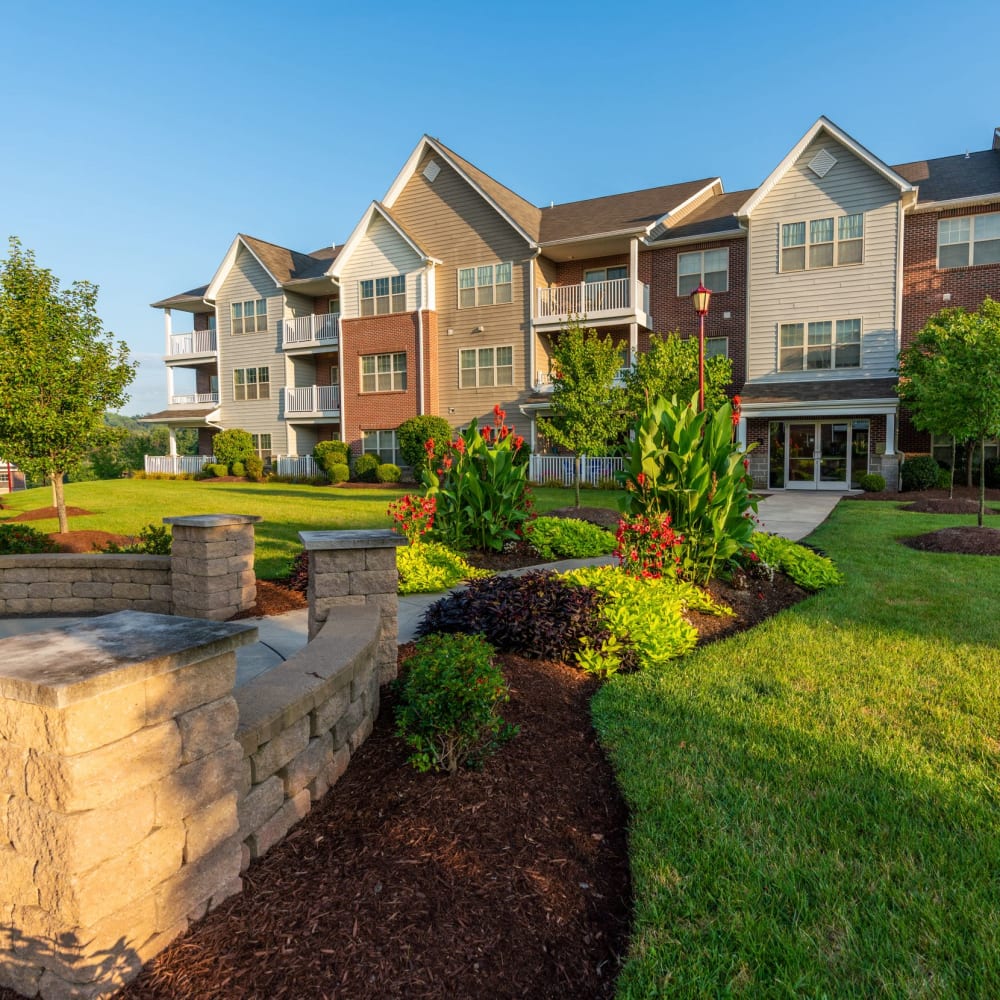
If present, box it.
[3,0,998,415]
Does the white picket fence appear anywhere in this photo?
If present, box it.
[274,455,320,478]
[528,455,624,486]
[144,455,216,474]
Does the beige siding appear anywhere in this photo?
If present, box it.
[216,244,288,453]
[748,134,901,384]
[340,215,424,319]
[390,149,534,436]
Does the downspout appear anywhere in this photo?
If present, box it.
[527,249,540,390]
[416,263,431,415]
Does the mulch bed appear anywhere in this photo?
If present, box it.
[10,505,94,521]
[47,530,134,553]
[231,580,307,618]
[901,526,1000,556]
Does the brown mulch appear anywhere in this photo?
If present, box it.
[845,486,1000,505]
[901,526,1000,556]
[546,505,621,532]
[901,498,1000,515]
[47,530,133,552]
[231,579,308,618]
[11,505,93,521]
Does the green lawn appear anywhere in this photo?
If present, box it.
[0,479,621,579]
[593,500,1000,998]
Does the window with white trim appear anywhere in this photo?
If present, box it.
[360,275,406,316]
[780,213,864,271]
[231,298,267,334]
[360,352,407,392]
[251,433,272,462]
[779,319,861,371]
[705,337,729,359]
[937,212,1000,269]
[233,367,270,400]
[459,346,514,388]
[677,248,729,295]
[458,262,512,307]
[362,429,399,465]
[932,434,1000,466]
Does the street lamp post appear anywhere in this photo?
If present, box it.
[690,283,712,411]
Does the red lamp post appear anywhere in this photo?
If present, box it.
[690,283,712,411]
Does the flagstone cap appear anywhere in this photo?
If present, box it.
[163,514,263,527]
[299,529,405,551]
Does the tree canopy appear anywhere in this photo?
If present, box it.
[0,238,135,532]
[897,296,1000,524]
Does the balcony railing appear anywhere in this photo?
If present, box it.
[535,366,632,391]
[169,330,217,356]
[535,277,650,321]
[170,392,219,406]
[284,385,341,415]
[282,313,340,348]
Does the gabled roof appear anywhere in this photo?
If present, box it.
[738,116,916,219]
[645,189,753,244]
[382,135,541,246]
[539,178,719,244]
[893,149,1000,206]
[150,285,211,310]
[330,202,439,281]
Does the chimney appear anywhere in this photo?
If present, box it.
[994,126,1000,151]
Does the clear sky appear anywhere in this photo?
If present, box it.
[2,0,998,416]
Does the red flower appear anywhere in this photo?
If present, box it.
[453,436,466,454]
[493,404,506,426]
[424,437,435,455]
[481,426,492,442]
[636,472,647,487]
[514,435,524,450]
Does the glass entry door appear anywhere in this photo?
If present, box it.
[773,420,867,490]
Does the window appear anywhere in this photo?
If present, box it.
[932,434,1000,467]
[705,337,729,359]
[584,266,628,283]
[458,262,512,307]
[361,352,407,392]
[779,319,861,371]
[233,366,270,400]
[459,345,514,388]
[363,429,399,465]
[678,248,730,296]
[231,298,267,334]
[938,212,1000,268]
[251,433,272,463]
[360,275,407,315]
[781,214,864,271]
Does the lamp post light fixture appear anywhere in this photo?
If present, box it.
[690,283,712,411]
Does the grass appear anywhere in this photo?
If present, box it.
[0,479,622,579]
[592,499,1000,998]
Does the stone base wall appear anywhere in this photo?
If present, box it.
[0,554,171,616]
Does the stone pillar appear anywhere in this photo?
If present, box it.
[164,514,262,621]
[300,529,406,685]
[0,611,256,999]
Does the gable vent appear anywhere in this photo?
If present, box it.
[808,148,837,178]
[423,159,441,183]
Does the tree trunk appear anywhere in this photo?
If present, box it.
[950,439,956,500]
[574,455,582,508]
[50,476,57,509]
[53,471,69,534]
[967,440,974,489]
[979,437,986,528]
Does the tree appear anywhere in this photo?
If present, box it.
[0,239,135,532]
[536,322,627,507]
[621,331,732,419]
[212,428,255,471]
[397,414,453,480]
[897,297,1000,525]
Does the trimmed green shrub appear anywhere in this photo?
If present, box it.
[205,463,228,478]
[398,415,453,479]
[377,462,401,484]
[230,461,246,477]
[901,455,940,492]
[0,523,61,554]
[858,473,886,493]
[313,440,350,476]
[98,524,172,555]
[750,532,844,591]
[245,455,265,482]
[528,516,616,561]
[352,453,380,482]
[394,633,517,774]
[328,462,350,484]
[936,465,954,490]
[212,428,254,471]
[397,542,491,594]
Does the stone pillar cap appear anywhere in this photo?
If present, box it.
[299,529,406,551]
[163,514,263,527]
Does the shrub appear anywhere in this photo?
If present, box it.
[313,440,350,477]
[230,461,246,477]
[597,476,620,491]
[937,465,955,490]
[212,428,255,471]
[205,463,228,478]
[398,415,453,480]
[750,532,844,591]
[245,454,265,482]
[394,633,517,774]
[352,453,380,482]
[328,462,350,484]
[901,455,940,492]
[98,524,172,555]
[983,458,1000,489]
[858,473,886,493]
[397,542,491,594]
[528,516,616,561]
[377,462,401,484]
[0,523,61,554]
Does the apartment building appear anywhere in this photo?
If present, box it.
[147,118,1000,490]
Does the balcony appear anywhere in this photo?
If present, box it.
[284,385,341,417]
[282,314,340,351]
[170,392,219,406]
[535,366,632,392]
[167,330,217,360]
[534,277,650,331]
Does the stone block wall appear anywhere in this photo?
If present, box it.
[0,611,256,999]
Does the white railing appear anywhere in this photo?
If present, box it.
[529,454,625,487]
[169,329,217,356]
[284,385,341,414]
[535,366,633,391]
[536,277,646,318]
[275,455,319,478]
[144,454,216,475]
[282,313,340,347]
[170,392,219,406]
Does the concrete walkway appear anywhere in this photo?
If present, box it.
[0,491,843,662]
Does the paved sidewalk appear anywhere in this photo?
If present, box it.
[753,491,842,541]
